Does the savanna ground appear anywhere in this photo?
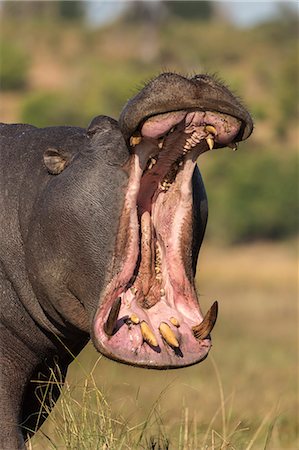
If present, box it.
[27,241,298,450]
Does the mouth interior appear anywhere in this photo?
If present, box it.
[94,109,241,368]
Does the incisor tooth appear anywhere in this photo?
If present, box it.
[205,125,217,135]
[130,314,140,324]
[206,137,214,150]
[159,322,179,348]
[170,317,180,327]
[141,321,158,347]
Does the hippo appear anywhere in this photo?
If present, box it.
[0,73,253,448]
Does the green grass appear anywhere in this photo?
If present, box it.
[27,242,298,449]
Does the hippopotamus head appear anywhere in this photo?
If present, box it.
[27,73,253,369]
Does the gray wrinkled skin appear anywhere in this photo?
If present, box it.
[0,116,207,448]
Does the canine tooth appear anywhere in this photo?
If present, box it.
[228,142,238,151]
[205,137,214,150]
[130,133,142,147]
[159,322,179,348]
[130,314,140,324]
[205,125,217,135]
[104,297,121,336]
[192,301,218,340]
[141,321,158,347]
[170,317,180,327]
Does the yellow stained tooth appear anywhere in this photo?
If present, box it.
[206,137,214,150]
[170,317,180,327]
[205,125,217,135]
[130,134,142,147]
[130,314,140,324]
[192,301,218,340]
[159,322,179,348]
[141,321,158,347]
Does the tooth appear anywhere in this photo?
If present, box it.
[159,322,179,348]
[130,287,137,295]
[192,301,218,340]
[158,139,164,149]
[160,288,165,296]
[148,157,157,169]
[169,127,175,134]
[205,125,217,135]
[228,142,238,151]
[170,317,180,327]
[130,314,140,324]
[104,297,121,336]
[205,137,214,150]
[130,133,142,147]
[141,321,158,347]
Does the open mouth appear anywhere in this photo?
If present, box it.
[93,74,253,369]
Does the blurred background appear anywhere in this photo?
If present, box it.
[0,1,298,448]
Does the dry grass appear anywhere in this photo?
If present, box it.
[27,241,298,449]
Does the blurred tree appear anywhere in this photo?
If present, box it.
[124,1,167,24]
[123,1,167,62]
[162,1,216,21]
[1,1,86,21]
[57,1,85,21]
[0,41,29,90]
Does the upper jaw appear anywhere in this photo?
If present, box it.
[119,72,253,145]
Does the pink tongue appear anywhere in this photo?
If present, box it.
[141,111,187,138]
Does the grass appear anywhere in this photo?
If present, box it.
[27,241,298,449]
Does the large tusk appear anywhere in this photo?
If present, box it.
[104,297,121,336]
[159,322,179,348]
[205,137,214,150]
[141,321,158,347]
[205,125,217,135]
[192,301,218,340]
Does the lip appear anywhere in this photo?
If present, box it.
[119,73,253,144]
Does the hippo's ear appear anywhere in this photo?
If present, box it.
[43,148,73,175]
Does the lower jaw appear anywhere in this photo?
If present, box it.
[92,148,212,369]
